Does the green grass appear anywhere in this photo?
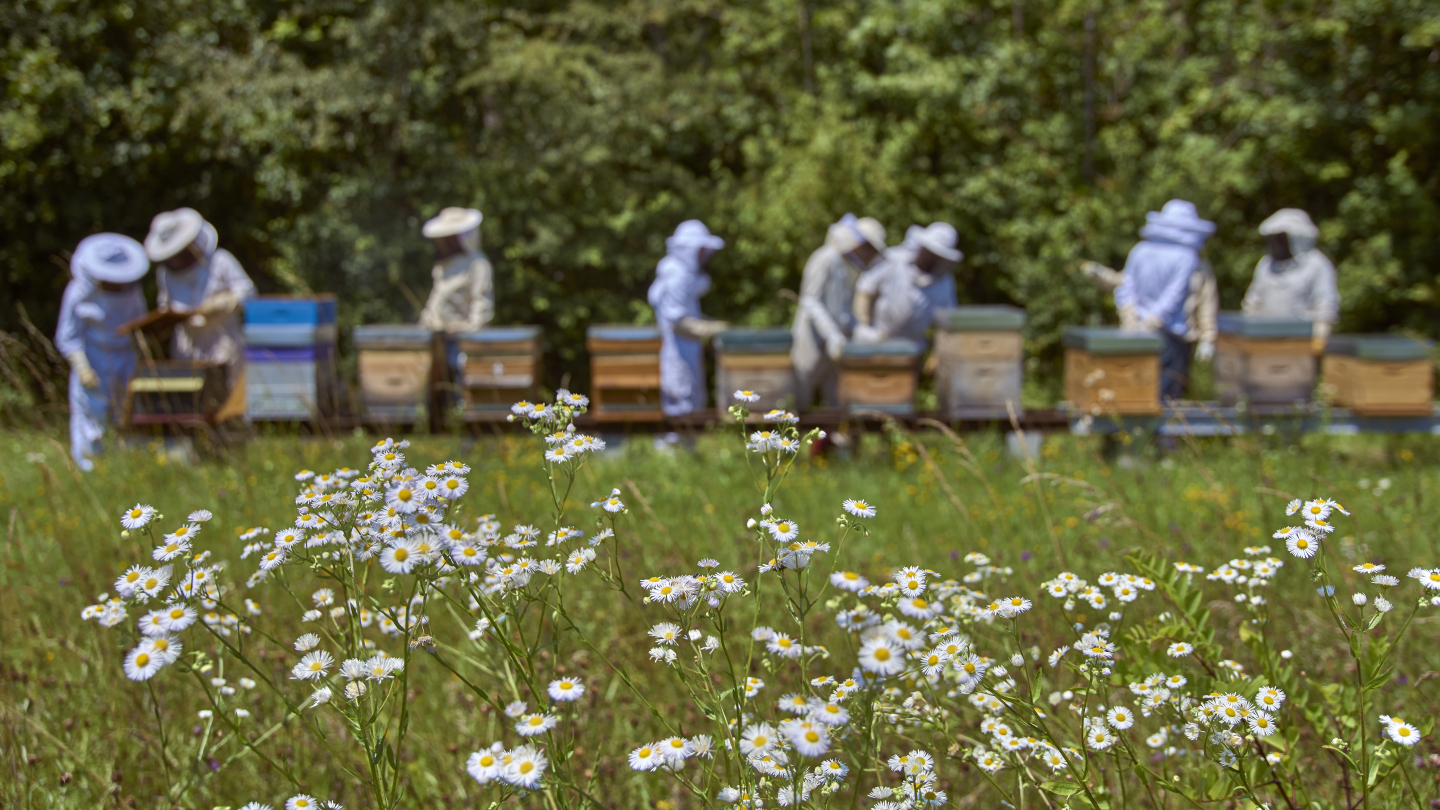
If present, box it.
[2,425,1439,808]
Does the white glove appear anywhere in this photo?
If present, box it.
[825,336,847,361]
[1311,321,1331,354]
[187,313,209,328]
[1195,340,1215,363]
[852,324,885,344]
[66,351,99,389]
[1118,304,1142,331]
[1140,313,1164,332]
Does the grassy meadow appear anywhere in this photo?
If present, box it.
[2,423,1439,808]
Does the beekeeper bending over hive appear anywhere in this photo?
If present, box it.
[418,207,493,334]
[791,214,887,407]
[648,220,729,416]
[144,208,256,386]
[55,234,150,471]
[852,222,961,346]
[1242,208,1339,353]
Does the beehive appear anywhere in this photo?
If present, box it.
[713,328,796,418]
[1322,335,1434,416]
[1062,327,1163,415]
[243,295,339,421]
[933,306,1026,419]
[125,361,231,425]
[838,340,922,415]
[454,326,543,421]
[354,325,437,422]
[1214,313,1315,406]
[587,325,663,421]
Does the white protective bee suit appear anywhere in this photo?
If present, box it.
[791,214,887,407]
[418,207,494,334]
[648,220,727,416]
[853,222,961,347]
[146,208,256,386]
[55,234,150,471]
[1242,208,1339,350]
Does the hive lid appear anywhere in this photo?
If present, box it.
[842,339,922,358]
[934,305,1026,332]
[1217,312,1313,339]
[353,324,434,347]
[1325,334,1434,362]
[714,327,792,353]
[453,326,542,343]
[244,295,338,325]
[1062,327,1163,355]
[586,324,662,342]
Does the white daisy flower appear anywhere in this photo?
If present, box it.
[291,651,334,681]
[120,504,155,529]
[842,499,876,518]
[548,678,584,702]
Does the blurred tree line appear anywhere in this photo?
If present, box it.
[4,0,1438,395]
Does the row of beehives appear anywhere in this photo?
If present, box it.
[122,296,1435,425]
[1065,314,1435,416]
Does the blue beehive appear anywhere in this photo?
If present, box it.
[243,295,338,421]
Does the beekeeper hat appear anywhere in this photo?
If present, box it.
[73,233,150,283]
[144,208,205,261]
[916,222,963,262]
[422,207,484,238]
[1258,208,1318,240]
[829,213,888,253]
[1145,199,1216,235]
[666,219,725,252]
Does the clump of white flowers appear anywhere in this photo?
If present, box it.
[79,382,1438,809]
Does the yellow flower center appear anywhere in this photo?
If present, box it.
[393,548,409,561]
[135,653,151,666]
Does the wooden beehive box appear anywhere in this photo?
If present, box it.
[455,326,543,422]
[244,295,339,421]
[1322,335,1434,416]
[125,361,232,426]
[713,328,796,418]
[354,324,437,422]
[933,305,1026,419]
[838,340,921,415]
[1062,327,1163,415]
[1214,312,1315,406]
[587,325,663,422]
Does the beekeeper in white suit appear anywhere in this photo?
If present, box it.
[145,208,256,386]
[791,214,887,407]
[418,207,494,334]
[1242,208,1339,352]
[648,220,729,416]
[852,222,961,346]
[55,233,150,471]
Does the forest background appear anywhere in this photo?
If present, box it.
[4,0,1440,395]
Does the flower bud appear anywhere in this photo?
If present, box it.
[1352,593,1367,606]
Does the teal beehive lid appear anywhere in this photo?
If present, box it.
[586,325,661,342]
[1326,334,1434,362]
[453,326,541,343]
[842,339,922,358]
[353,324,433,349]
[1217,312,1313,339]
[935,305,1026,332]
[714,328,792,354]
[1062,327,1163,356]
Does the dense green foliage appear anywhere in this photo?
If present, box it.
[5,0,1439,387]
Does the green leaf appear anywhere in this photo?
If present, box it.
[1038,781,1084,797]
[1364,662,1395,692]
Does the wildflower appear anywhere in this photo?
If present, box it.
[1285,531,1318,558]
[1372,574,1399,588]
[548,678,584,702]
[379,538,422,575]
[629,743,662,771]
[1105,706,1135,730]
[294,633,321,652]
[649,623,682,646]
[1354,562,1385,574]
[1248,711,1278,737]
[1352,593,1367,606]
[292,651,334,681]
[502,745,547,788]
[766,520,800,542]
[1408,568,1440,590]
[1375,595,1393,613]
[740,723,779,756]
[658,736,693,761]
[734,390,760,403]
[767,633,802,658]
[649,647,677,665]
[842,499,877,518]
[1167,642,1194,658]
[516,713,558,737]
[120,504,155,529]
[831,570,868,592]
[467,743,505,783]
[285,796,319,810]
[1385,719,1422,747]
[787,721,830,757]
[123,645,166,681]
[858,636,905,676]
